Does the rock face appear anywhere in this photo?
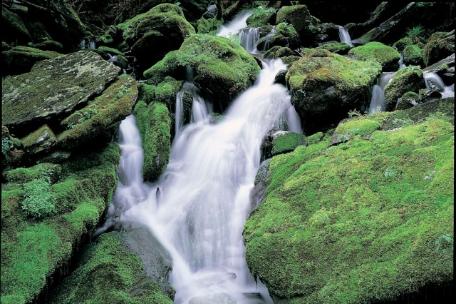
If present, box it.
[1,145,120,304]
[423,30,455,66]
[49,232,173,304]
[115,3,195,74]
[348,41,401,71]
[384,66,424,111]
[2,51,120,136]
[286,49,381,132]
[1,46,62,76]
[143,34,260,111]
[245,99,454,303]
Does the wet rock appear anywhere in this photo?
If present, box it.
[384,66,424,111]
[423,54,455,84]
[257,22,300,50]
[396,91,420,110]
[423,30,455,66]
[2,50,120,136]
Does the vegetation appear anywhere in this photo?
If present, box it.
[384,66,424,110]
[348,41,401,71]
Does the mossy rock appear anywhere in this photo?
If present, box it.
[116,3,195,73]
[276,5,321,44]
[286,48,382,132]
[332,118,381,144]
[423,30,455,66]
[1,46,61,76]
[348,41,401,71]
[58,74,138,150]
[2,126,25,169]
[317,41,352,55]
[393,37,414,52]
[384,66,424,111]
[245,101,454,303]
[257,22,300,51]
[141,77,183,108]
[29,40,64,52]
[134,101,171,181]
[264,46,297,59]
[1,144,120,304]
[396,91,420,110]
[1,7,31,43]
[49,232,172,304]
[403,44,424,66]
[271,131,306,156]
[1,51,120,136]
[196,17,222,34]
[143,34,260,110]
[247,6,276,27]
[20,125,57,156]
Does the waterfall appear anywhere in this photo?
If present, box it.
[286,105,303,133]
[368,72,395,114]
[423,72,455,99]
[239,27,260,54]
[338,25,353,47]
[217,11,253,37]
[79,39,96,50]
[398,53,406,69]
[262,26,276,51]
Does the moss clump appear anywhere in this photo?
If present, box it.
[245,105,454,302]
[276,5,321,43]
[332,118,381,144]
[384,66,424,110]
[271,132,306,156]
[403,44,424,66]
[393,37,415,52]
[1,144,120,304]
[196,17,222,34]
[317,41,352,55]
[141,77,183,107]
[134,101,171,181]
[258,22,300,50]
[1,46,61,76]
[247,6,276,27]
[143,34,260,108]
[348,41,401,71]
[4,162,62,184]
[396,91,420,110]
[58,74,138,150]
[423,30,455,66]
[20,125,57,155]
[49,232,172,304]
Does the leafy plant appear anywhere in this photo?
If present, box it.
[21,179,56,219]
[406,25,425,42]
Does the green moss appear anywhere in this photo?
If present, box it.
[196,17,222,34]
[396,91,420,110]
[275,5,320,42]
[393,37,414,52]
[423,30,455,66]
[245,108,454,302]
[134,101,171,181]
[247,6,276,27]
[272,132,306,156]
[317,41,351,55]
[332,118,381,144]
[58,74,138,149]
[141,77,183,107]
[348,42,401,71]
[384,66,423,110]
[143,34,259,106]
[306,132,324,145]
[1,144,120,303]
[49,232,172,304]
[403,44,424,66]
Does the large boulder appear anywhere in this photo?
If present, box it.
[2,51,120,136]
[403,44,424,66]
[143,34,260,111]
[246,6,277,27]
[257,22,300,51]
[286,49,381,132]
[245,99,454,303]
[115,3,195,74]
[348,41,401,71]
[1,46,61,76]
[276,5,321,45]
[423,30,455,66]
[384,66,424,111]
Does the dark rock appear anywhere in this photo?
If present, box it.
[1,45,62,76]
[20,125,57,156]
[423,30,455,66]
[396,91,420,110]
[276,5,321,45]
[384,66,425,111]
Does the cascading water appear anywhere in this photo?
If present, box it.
[398,53,406,69]
[239,27,260,54]
[368,72,395,114]
[217,11,253,37]
[338,25,353,47]
[423,72,455,99]
[262,26,276,51]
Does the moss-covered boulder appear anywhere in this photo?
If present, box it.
[143,34,260,110]
[316,41,352,55]
[20,125,57,156]
[1,46,61,76]
[276,5,321,45]
[286,49,382,132]
[271,131,306,157]
[257,22,300,51]
[2,51,120,136]
[423,30,455,66]
[196,17,222,34]
[57,75,138,150]
[49,232,172,304]
[116,3,195,73]
[140,77,183,108]
[396,91,421,110]
[247,6,276,27]
[134,101,171,181]
[403,44,424,66]
[1,144,120,304]
[245,100,454,303]
[348,42,401,71]
[384,66,424,110]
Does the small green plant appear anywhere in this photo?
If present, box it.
[21,178,56,219]
[406,25,424,42]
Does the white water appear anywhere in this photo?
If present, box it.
[368,72,395,114]
[217,11,253,37]
[79,39,96,50]
[239,27,260,54]
[423,72,455,99]
[398,53,406,69]
[338,25,353,47]
[115,58,289,304]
